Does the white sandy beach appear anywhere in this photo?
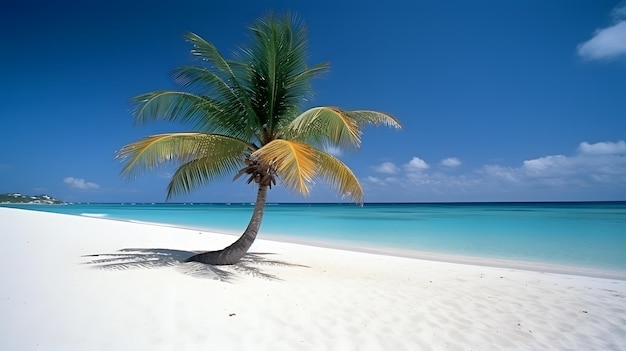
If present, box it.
[1,207,625,350]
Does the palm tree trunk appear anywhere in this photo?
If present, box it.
[185,184,268,265]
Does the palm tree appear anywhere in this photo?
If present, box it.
[117,13,402,265]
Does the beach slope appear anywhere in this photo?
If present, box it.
[1,207,625,350]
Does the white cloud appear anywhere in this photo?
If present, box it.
[578,4,626,60]
[404,157,429,171]
[373,161,399,174]
[366,176,384,185]
[64,177,100,190]
[578,140,626,155]
[363,140,626,201]
[488,143,626,182]
[613,2,626,19]
[440,157,461,168]
[505,141,625,184]
[480,165,519,183]
[366,176,398,186]
[522,155,570,175]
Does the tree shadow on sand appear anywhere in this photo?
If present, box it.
[81,248,307,282]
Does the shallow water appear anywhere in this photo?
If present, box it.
[4,202,625,272]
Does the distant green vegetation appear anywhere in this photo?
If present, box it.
[0,193,65,204]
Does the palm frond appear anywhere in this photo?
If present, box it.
[242,13,328,139]
[166,154,243,200]
[251,139,316,196]
[287,107,362,148]
[185,32,239,78]
[287,107,403,151]
[273,61,330,132]
[184,33,259,139]
[117,133,249,179]
[170,66,259,139]
[344,110,403,129]
[283,62,329,92]
[314,150,364,204]
[184,32,254,114]
[171,65,240,101]
[131,91,216,129]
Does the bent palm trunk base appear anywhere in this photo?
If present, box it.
[185,185,268,265]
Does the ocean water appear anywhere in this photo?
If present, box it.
[4,202,626,273]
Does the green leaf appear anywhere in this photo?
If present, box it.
[287,107,362,148]
[166,154,243,200]
[117,133,250,180]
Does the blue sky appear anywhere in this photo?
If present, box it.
[1,0,625,203]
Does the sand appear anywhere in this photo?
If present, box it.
[1,207,625,350]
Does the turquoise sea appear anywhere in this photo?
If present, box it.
[4,202,626,274]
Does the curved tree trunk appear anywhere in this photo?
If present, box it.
[185,185,268,265]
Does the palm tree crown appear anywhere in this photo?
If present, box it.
[117,13,402,265]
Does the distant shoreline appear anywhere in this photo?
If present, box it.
[0,193,64,205]
[4,200,625,206]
